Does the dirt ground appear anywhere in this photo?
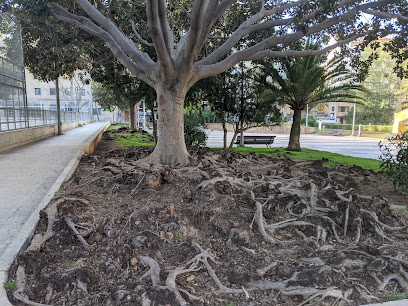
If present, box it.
[7,128,408,306]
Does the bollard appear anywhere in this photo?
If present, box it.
[358,124,361,137]
[318,120,322,134]
[323,125,325,134]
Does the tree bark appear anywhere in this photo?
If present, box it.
[229,122,240,148]
[148,87,190,166]
[151,106,158,145]
[129,103,137,131]
[221,112,227,149]
[287,108,302,152]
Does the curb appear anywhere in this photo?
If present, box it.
[362,300,408,305]
[0,122,110,305]
[78,121,110,154]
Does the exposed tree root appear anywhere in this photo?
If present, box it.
[13,198,89,305]
[9,148,408,305]
[13,266,51,306]
[65,217,90,249]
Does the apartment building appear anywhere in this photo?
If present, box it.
[312,102,355,124]
[25,69,91,112]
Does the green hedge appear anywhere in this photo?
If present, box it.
[322,124,408,133]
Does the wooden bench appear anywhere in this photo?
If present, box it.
[328,129,344,135]
[235,135,276,147]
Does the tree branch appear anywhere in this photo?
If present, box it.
[158,0,174,53]
[49,4,154,86]
[74,0,152,70]
[195,0,219,55]
[197,0,304,67]
[362,8,408,22]
[146,0,175,81]
[248,32,371,60]
[179,0,207,69]
[194,0,394,81]
[130,21,154,47]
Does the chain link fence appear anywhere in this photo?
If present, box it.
[0,12,28,131]
[0,12,90,132]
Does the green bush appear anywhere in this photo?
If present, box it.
[301,115,318,127]
[379,132,408,194]
[184,112,207,148]
[323,123,353,130]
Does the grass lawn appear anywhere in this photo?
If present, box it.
[223,147,381,172]
[104,128,381,172]
[115,133,155,147]
[106,123,129,131]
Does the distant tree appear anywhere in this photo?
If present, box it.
[199,71,236,149]
[261,45,366,151]
[361,44,401,107]
[397,78,408,108]
[12,1,88,134]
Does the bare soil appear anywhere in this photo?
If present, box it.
[7,128,408,306]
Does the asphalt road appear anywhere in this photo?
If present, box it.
[205,129,384,160]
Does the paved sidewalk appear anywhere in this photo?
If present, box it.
[0,121,109,305]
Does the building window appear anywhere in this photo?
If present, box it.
[35,88,41,95]
[331,106,335,112]
[81,89,86,96]
[340,106,349,112]
[65,88,71,96]
[50,88,56,95]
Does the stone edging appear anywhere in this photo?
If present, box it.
[0,121,110,305]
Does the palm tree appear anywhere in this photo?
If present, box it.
[260,46,366,151]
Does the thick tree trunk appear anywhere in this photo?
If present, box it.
[129,103,137,131]
[229,123,240,148]
[287,108,302,152]
[148,88,190,166]
[151,107,158,145]
[221,112,227,149]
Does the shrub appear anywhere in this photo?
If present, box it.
[379,132,408,194]
[184,112,207,148]
[301,115,318,127]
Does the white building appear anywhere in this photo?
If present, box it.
[25,69,91,112]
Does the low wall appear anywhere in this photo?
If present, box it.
[206,123,316,134]
[0,119,91,153]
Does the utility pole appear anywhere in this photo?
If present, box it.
[143,100,146,130]
[56,77,62,135]
[352,103,357,136]
[89,72,93,122]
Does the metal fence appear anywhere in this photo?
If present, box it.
[0,13,91,132]
[0,107,91,131]
[0,12,28,131]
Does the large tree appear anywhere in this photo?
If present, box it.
[47,0,408,165]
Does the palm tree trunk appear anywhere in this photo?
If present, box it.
[287,108,302,151]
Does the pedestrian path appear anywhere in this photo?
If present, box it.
[0,122,107,258]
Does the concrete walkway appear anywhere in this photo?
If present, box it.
[0,121,109,305]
